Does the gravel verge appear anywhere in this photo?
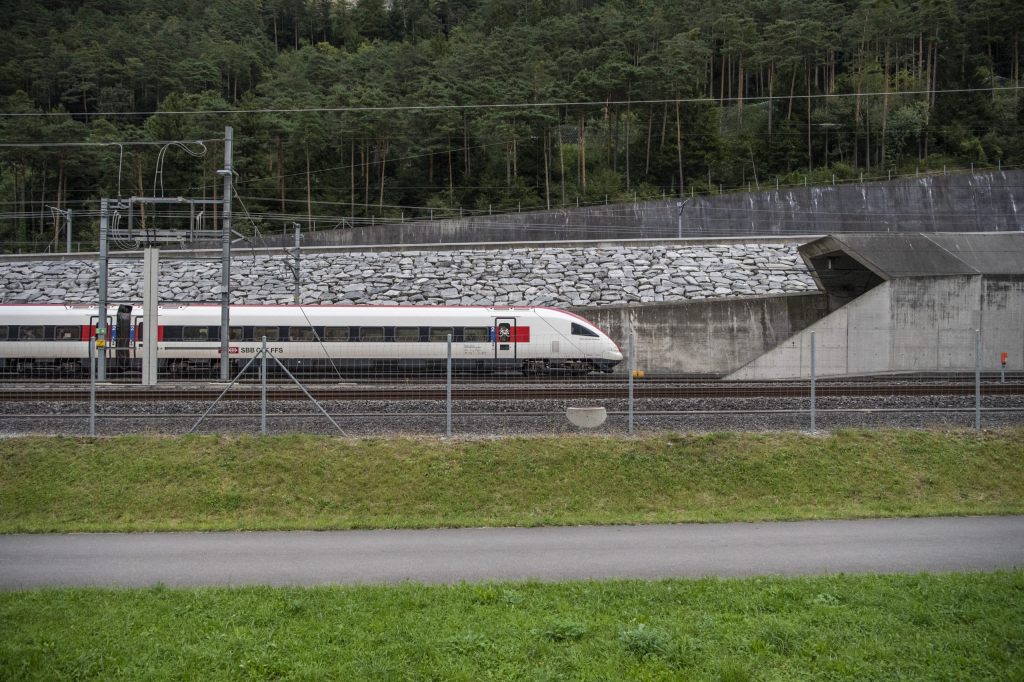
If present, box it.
[0,394,1021,437]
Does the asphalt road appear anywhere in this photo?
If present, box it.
[2,516,1022,589]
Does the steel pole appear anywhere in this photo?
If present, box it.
[88,337,96,437]
[627,333,635,435]
[142,246,159,386]
[293,224,301,304]
[810,331,816,434]
[975,329,982,430]
[65,208,72,254]
[97,198,108,380]
[446,334,453,437]
[261,336,267,436]
[220,125,233,381]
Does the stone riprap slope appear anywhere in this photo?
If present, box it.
[0,244,817,306]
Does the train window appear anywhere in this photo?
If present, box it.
[324,326,350,341]
[464,327,489,342]
[358,327,384,342]
[289,327,317,342]
[182,326,210,341]
[19,326,43,340]
[230,327,244,341]
[55,326,81,341]
[429,327,454,342]
[0,326,8,340]
[571,322,600,338]
[394,327,420,342]
[253,326,279,341]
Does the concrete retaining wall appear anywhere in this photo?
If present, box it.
[727,276,1024,379]
[240,170,1024,248]
[572,293,827,375]
[0,243,816,307]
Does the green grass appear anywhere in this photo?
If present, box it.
[1,572,1021,680]
[1,429,1022,533]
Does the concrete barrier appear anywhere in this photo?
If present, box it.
[572,293,827,376]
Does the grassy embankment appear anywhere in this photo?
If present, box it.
[1,429,1021,533]
[2,572,1022,680]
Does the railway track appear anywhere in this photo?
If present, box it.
[1,383,1021,402]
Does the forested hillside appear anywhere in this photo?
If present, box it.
[1,0,1022,250]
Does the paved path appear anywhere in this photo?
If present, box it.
[1,516,1021,589]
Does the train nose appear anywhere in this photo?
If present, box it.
[604,347,623,362]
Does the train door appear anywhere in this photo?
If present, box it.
[132,314,144,359]
[494,317,517,361]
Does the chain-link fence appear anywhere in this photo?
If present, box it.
[0,320,1020,436]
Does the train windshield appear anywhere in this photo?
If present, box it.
[571,322,599,338]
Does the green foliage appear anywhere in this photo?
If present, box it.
[0,429,1022,533]
[1,572,1022,680]
[1,0,1023,249]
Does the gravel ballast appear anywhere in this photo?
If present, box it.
[1,394,1021,437]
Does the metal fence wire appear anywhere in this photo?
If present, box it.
[0,318,1020,436]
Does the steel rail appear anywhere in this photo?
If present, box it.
[0,383,1021,402]
[3,407,1023,420]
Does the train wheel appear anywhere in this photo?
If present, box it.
[522,360,546,376]
[569,360,594,376]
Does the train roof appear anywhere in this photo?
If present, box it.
[0,304,590,323]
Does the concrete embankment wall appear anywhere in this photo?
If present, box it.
[728,276,1024,379]
[241,170,1023,248]
[572,293,827,376]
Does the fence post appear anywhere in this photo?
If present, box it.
[89,337,96,437]
[446,334,453,438]
[975,329,982,430]
[260,336,267,435]
[627,333,635,435]
[810,331,816,434]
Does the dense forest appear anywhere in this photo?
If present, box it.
[1,0,1022,250]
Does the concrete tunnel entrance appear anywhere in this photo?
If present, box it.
[727,232,1024,379]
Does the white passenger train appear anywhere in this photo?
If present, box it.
[0,304,623,375]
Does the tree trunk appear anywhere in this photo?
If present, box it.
[659,101,668,150]
[463,116,470,177]
[644,107,653,175]
[854,66,862,129]
[362,144,369,209]
[305,144,313,229]
[54,159,64,246]
[767,62,774,137]
[277,136,285,213]
[543,130,551,209]
[806,65,812,172]
[865,106,871,170]
[38,162,45,237]
[675,99,684,198]
[447,136,454,204]
[881,41,890,166]
[378,139,387,209]
[1014,31,1020,99]
[708,53,714,100]
[737,56,744,118]
[720,53,726,103]
[625,101,630,189]
[787,67,797,120]
[558,125,566,206]
[579,112,587,193]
